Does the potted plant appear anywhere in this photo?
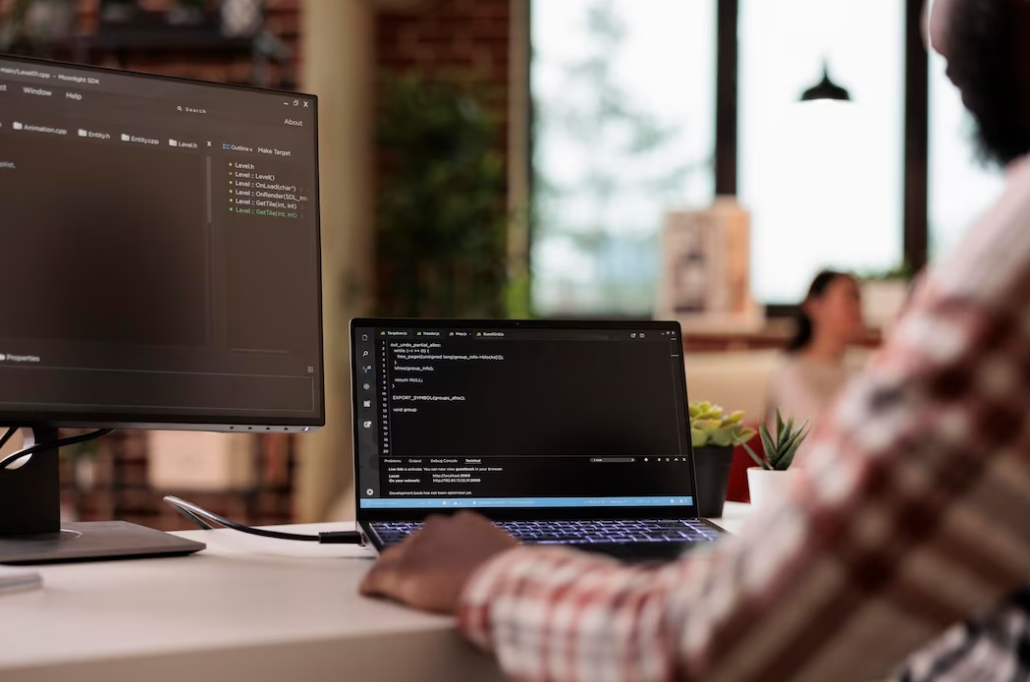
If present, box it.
[742,410,810,508]
[690,402,756,518]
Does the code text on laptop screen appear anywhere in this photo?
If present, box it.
[353,324,696,514]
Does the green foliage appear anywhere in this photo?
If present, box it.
[0,0,76,55]
[854,261,916,282]
[60,430,103,462]
[689,401,757,449]
[504,267,534,320]
[0,0,36,52]
[743,409,810,471]
[376,74,510,319]
[530,0,706,315]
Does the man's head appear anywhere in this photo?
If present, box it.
[929,0,1030,167]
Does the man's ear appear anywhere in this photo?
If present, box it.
[927,0,957,57]
[922,0,932,51]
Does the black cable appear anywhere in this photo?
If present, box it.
[0,428,113,469]
[163,496,366,546]
[0,430,364,546]
[170,504,218,531]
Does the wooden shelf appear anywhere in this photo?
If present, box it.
[55,26,289,59]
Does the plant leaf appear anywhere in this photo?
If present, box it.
[759,423,777,466]
[777,437,801,469]
[781,416,795,447]
[774,428,807,465]
[694,419,722,435]
[779,438,804,469]
[723,410,745,426]
[711,429,734,447]
[777,421,811,470]
[695,406,722,421]
[742,442,772,470]
[735,427,757,445]
[775,409,784,442]
[691,428,707,448]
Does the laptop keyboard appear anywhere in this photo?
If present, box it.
[370,519,723,548]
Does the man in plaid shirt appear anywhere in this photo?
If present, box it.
[361,0,1030,679]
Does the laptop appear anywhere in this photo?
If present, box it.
[350,319,728,562]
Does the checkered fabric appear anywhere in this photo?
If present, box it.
[894,589,1030,682]
[457,165,1030,682]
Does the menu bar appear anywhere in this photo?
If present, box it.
[373,329,677,341]
[0,60,313,112]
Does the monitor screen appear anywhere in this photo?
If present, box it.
[352,320,696,520]
[0,57,323,429]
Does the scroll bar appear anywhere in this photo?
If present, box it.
[205,154,214,343]
[205,155,212,223]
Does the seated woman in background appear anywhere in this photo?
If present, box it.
[767,270,866,463]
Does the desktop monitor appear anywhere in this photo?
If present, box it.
[0,55,324,563]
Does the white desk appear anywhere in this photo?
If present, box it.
[0,505,753,682]
[713,501,752,535]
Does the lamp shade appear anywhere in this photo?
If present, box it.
[800,65,852,102]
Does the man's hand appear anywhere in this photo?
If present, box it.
[359,511,520,614]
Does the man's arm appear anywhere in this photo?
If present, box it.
[457,276,1030,681]
[363,174,1030,682]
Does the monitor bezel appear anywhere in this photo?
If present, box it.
[350,317,699,522]
[0,54,326,431]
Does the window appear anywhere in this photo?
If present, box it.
[928,51,1006,258]
[530,1,984,313]
[530,0,716,316]
[738,0,905,304]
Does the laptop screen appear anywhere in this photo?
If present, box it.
[351,320,698,520]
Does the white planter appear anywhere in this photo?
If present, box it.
[747,467,799,508]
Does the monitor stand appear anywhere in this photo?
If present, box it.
[0,427,205,564]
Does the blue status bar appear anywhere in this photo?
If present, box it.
[360,496,694,509]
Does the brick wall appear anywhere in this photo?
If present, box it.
[374,0,513,313]
[1,0,301,86]
[376,0,511,184]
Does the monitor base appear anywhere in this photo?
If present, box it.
[0,521,206,565]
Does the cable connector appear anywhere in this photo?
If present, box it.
[165,496,366,548]
[318,531,366,545]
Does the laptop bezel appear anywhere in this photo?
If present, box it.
[350,318,701,523]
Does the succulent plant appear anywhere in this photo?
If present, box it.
[743,409,810,471]
[689,401,757,449]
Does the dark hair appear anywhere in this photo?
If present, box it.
[946,0,1029,167]
[787,270,848,353]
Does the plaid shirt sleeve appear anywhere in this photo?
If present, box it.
[457,166,1030,682]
